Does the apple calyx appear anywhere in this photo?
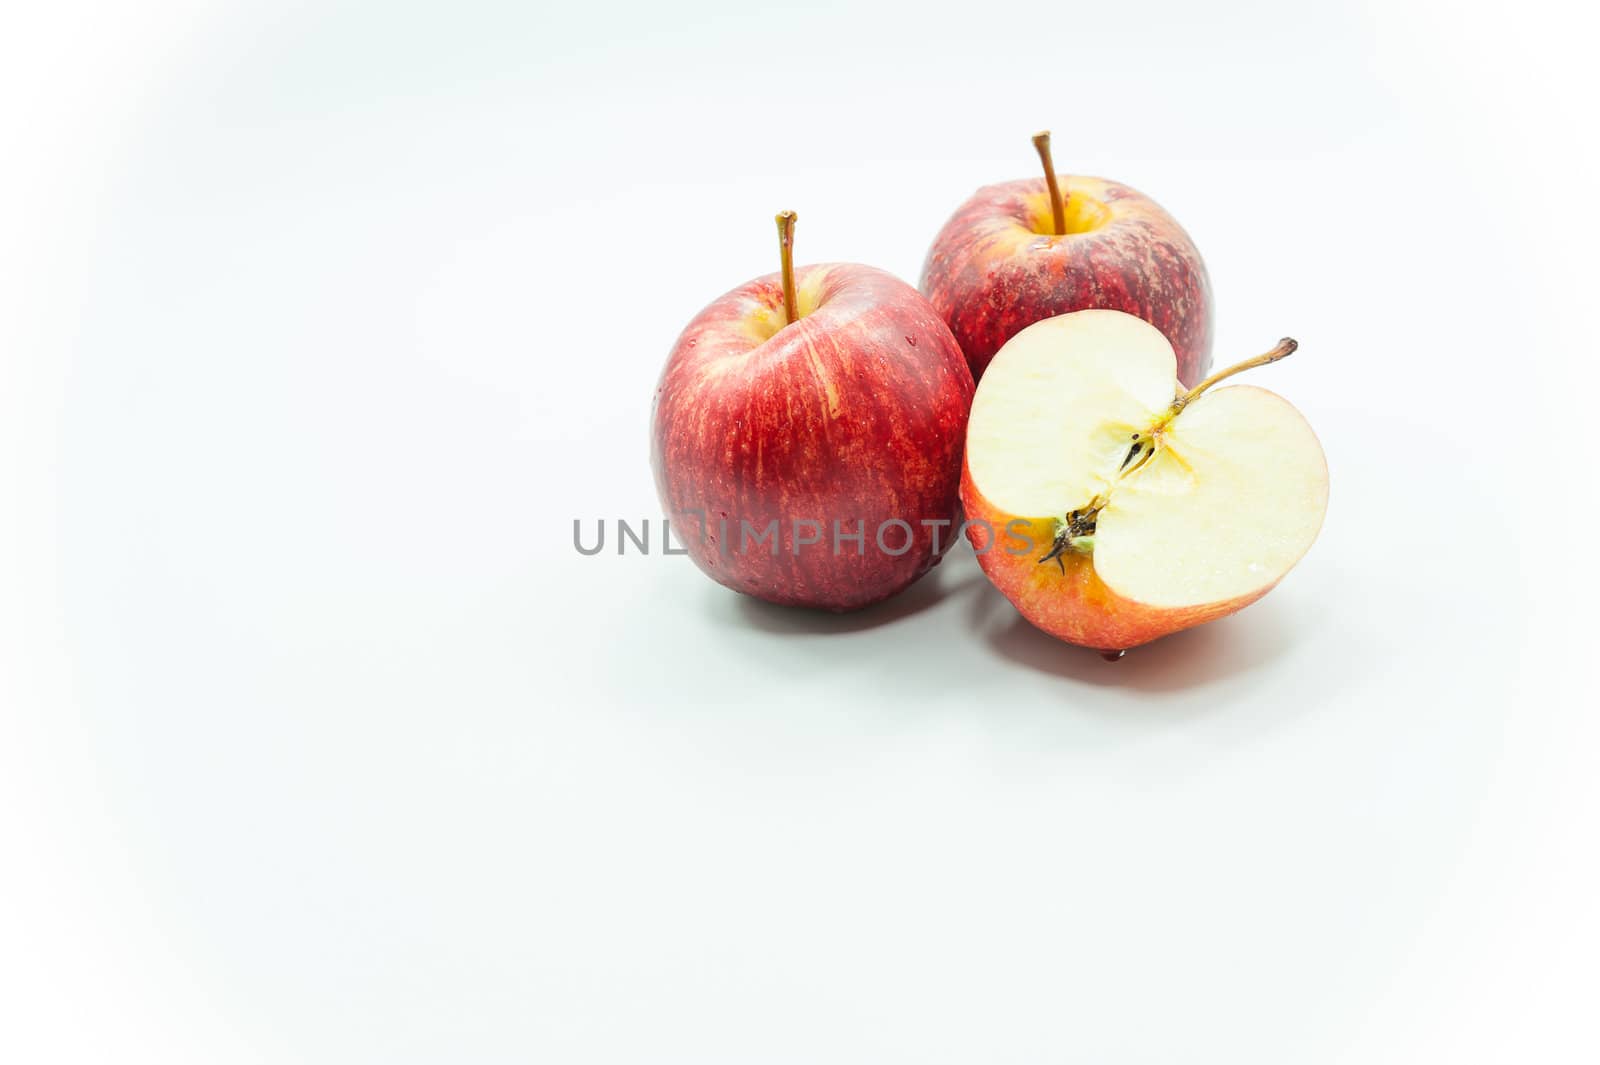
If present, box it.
[1034,335,1303,572]
[775,210,799,325]
[1038,502,1101,572]
[1030,130,1067,236]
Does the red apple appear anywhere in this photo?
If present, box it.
[962,310,1327,658]
[652,212,974,612]
[920,131,1213,385]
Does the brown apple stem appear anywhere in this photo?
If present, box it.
[1031,131,1066,236]
[775,210,798,325]
[1161,338,1299,424]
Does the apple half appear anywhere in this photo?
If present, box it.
[961,310,1329,657]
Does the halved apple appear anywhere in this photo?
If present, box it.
[961,309,1328,657]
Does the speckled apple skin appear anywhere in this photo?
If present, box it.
[920,175,1213,385]
[960,458,1272,653]
[652,264,974,612]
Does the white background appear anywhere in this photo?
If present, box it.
[2,1,1596,1061]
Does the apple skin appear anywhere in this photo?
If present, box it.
[960,459,1274,653]
[652,263,974,612]
[920,175,1213,384]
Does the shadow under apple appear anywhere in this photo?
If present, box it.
[971,583,1301,694]
[721,557,987,637]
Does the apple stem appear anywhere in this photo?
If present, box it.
[1161,338,1299,423]
[775,210,799,325]
[1031,131,1066,236]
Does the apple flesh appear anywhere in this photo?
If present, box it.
[920,172,1213,385]
[653,262,974,612]
[961,310,1327,654]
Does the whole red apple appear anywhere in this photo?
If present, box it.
[920,131,1213,385]
[652,212,974,612]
